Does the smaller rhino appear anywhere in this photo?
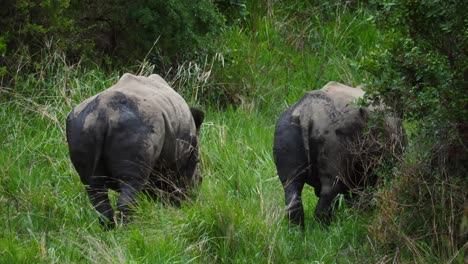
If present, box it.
[66,73,204,228]
[273,82,405,226]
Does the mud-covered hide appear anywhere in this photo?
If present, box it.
[291,82,366,172]
[66,73,204,228]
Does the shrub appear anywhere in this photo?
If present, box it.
[362,0,467,261]
[69,0,225,68]
[0,0,226,75]
[369,132,466,262]
[363,0,467,128]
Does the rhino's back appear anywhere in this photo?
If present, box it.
[320,81,364,111]
[290,82,364,129]
[108,73,190,120]
[288,82,366,169]
[71,73,194,136]
[291,90,338,135]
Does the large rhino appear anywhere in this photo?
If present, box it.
[66,73,204,227]
[273,81,405,226]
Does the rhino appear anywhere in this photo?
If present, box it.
[66,73,204,228]
[273,81,405,226]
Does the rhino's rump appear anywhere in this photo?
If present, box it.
[290,88,367,189]
[67,74,196,186]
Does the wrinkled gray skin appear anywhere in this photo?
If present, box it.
[273,82,405,226]
[66,73,204,228]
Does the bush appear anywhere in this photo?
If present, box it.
[369,131,466,262]
[69,0,225,68]
[0,0,225,75]
[363,0,467,128]
[362,0,467,261]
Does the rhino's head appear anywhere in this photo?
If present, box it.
[329,107,371,186]
[334,107,369,139]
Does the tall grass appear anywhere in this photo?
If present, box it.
[0,56,371,263]
[203,2,378,114]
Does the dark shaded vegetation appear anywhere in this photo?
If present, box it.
[0,0,226,71]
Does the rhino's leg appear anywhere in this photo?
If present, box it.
[108,153,153,223]
[283,180,306,226]
[69,147,115,228]
[86,186,115,229]
[274,110,308,227]
[107,142,158,223]
[86,165,115,228]
[116,178,146,223]
[314,179,340,224]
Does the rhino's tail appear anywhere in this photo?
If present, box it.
[291,109,314,174]
[302,118,313,169]
[66,109,108,185]
[91,129,105,179]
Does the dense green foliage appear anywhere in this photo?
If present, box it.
[0,0,75,67]
[364,0,467,127]
[0,0,224,72]
[361,1,467,261]
[0,0,466,263]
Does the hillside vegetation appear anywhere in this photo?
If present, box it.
[1,1,466,263]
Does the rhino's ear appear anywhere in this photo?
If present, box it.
[190,107,205,131]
